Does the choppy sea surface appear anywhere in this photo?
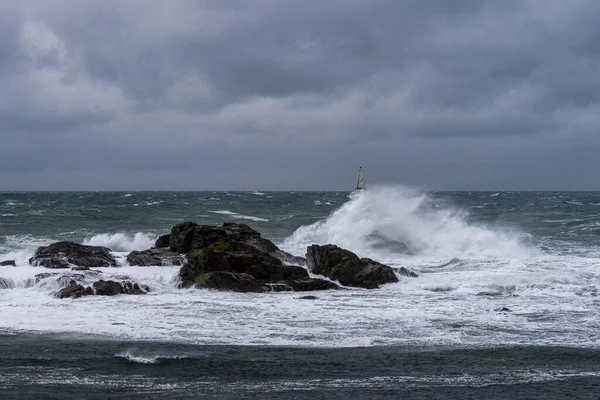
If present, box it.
[2,186,600,398]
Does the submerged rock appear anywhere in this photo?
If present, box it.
[306,244,412,289]
[29,241,117,268]
[364,231,413,255]
[0,260,16,267]
[126,248,185,266]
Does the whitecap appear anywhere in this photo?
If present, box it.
[83,232,156,252]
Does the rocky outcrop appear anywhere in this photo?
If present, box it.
[56,279,148,299]
[179,239,339,292]
[57,280,93,299]
[195,271,266,293]
[306,244,415,289]
[0,260,16,267]
[166,222,304,265]
[169,222,229,253]
[126,248,185,266]
[180,240,290,286]
[154,234,170,248]
[29,241,117,268]
[93,280,146,295]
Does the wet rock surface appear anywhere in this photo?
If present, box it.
[306,244,413,289]
[29,241,117,268]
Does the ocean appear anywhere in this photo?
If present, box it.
[1,186,600,399]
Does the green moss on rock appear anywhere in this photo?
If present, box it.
[213,240,234,253]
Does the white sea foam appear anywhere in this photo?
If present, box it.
[83,233,156,252]
[281,185,534,260]
[115,351,190,364]
[210,210,269,222]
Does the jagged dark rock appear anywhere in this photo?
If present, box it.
[154,234,170,248]
[179,239,289,287]
[29,241,117,268]
[165,221,303,265]
[195,271,266,293]
[178,238,340,292]
[126,248,185,266]
[57,280,93,299]
[306,244,411,289]
[287,278,340,291]
[169,222,228,253]
[0,260,16,267]
[93,280,147,296]
[282,265,310,280]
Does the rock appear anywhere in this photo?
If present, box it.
[126,248,185,266]
[0,260,16,267]
[71,266,90,271]
[282,265,310,280]
[287,278,340,291]
[29,241,117,268]
[169,222,228,253]
[57,280,92,299]
[496,307,512,312]
[92,280,146,296]
[195,271,266,293]
[179,240,287,287]
[167,222,301,265]
[397,266,419,278]
[178,238,339,292]
[154,234,170,248]
[364,231,413,255]
[306,244,402,289]
[361,258,418,278]
[298,295,318,300]
[264,283,293,292]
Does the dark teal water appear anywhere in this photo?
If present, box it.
[1,334,600,399]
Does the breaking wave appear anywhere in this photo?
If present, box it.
[282,185,534,259]
[83,233,156,252]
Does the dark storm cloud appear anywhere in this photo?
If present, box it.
[0,0,599,189]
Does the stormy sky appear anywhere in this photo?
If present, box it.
[0,0,599,190]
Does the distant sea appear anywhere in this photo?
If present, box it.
[2,186,600,399]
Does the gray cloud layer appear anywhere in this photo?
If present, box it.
[0,0,599,190]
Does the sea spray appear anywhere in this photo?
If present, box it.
[83,232,157,252]
[281,184,534,259]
